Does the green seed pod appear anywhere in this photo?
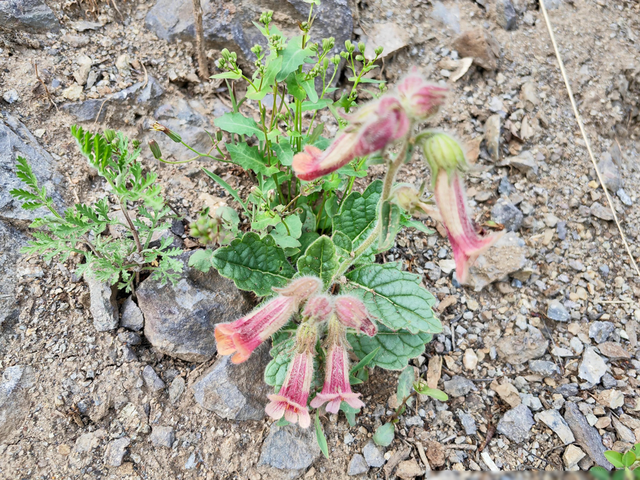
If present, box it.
[152,122,182,143]
[148,139,162,159]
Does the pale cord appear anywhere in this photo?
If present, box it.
[539,0,640,280]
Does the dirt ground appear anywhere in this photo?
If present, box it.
[1,0,640,479]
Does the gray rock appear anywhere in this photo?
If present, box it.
[464,232,527,291]
[590,202,614,222]
[149,425,174,447]
[104,437,130,467]
[579,347,607,385]
[363,441,385,467]
[137,251,252,362]
[497,325,548,365]
[142,365,166,392]
[597,154,622,192]
[555,383,579,398]
[498,176,514,195]
[589,321,615,343]
[405,415,424,427]
[492,200,523,232]
[484,114,501,162]
[495,0,517,30]
[457,410,477,435]
[84,272,118,332]
[258,423,321,479]
[547,300,570,322]
[0,222,27,333]
[601,373,617,389]
[0,365,35,443]
[520,393,543,411]
[145,0,352,74]
[529,360,561,376]
[564,402,613,470]
[121,345,138,362]
[191,343,271,421]
[497,404,534,443]
[542,0,562,8]
[536,409,575,444]
[612,417,636,444]
[444,375,474,397]
[62,76,164,123]
[0,0,61,33]
[169,376,186,404]
[1,114,64,222]
[117,332,141,346]
[507,151,538,178]
[120,296,144,331]
[617,188,633,206]
[348,454,369,476]
[3,90,19,104]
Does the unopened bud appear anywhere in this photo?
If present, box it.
[273,276,322,301]
[302,295,333,323]
[420,132,468,184]
[374,46,384,56]
[148,139,162,159]
[151,122,182,143]
[334,296,377,337]
[357,41,365,53]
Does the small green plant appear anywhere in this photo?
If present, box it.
[10,126,183,292]
[591,444,640,480]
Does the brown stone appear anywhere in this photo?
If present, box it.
[597,342,630,359]
[453,28,500,70]
[424,441,445,467]
[396,459,424,479]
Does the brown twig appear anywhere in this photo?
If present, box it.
[33,62,58,111]
[192,0,209,80]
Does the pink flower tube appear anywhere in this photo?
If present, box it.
[310,320,365,413]
[397,68,448,120]
[334,296,377,337]
[265,324,317,428]
[214,276,321,364]
[292,96,410,181]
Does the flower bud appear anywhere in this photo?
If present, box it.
[272,276,322,302]
[151,122,182,143]
[420,132,468,186]
[302,295,333,323]
[334,296,377,337]
[374,46,384,56]
[357,41,366,53]
[148,139,162,159]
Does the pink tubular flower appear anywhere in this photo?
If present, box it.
[310,319,365,413]
[292,96,410,181]
[265,324,317,428]
[302,294,333,323]
[334,296,377,337]
[421,133,503,283]
[397,68,448,120]
[215,276,321,364]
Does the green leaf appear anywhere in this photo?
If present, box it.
[299,75,319,103]
[340,402,360,426]
[212,232,295,296]
[296,236,339,288]
[285,73,307,101]
[272,142,294,166]
[379,201,401,252]
[348,324,432,371]
[226,142,278,176]
[210,71,242,80]
[202,168,249,213]
[277,38,314,82]
[349,346,380,375]
[373,423,395,447]
[247,57,283,100]
[589,467,611,480]
[396,366,415,404]
[623,451,636,467]
[413,382,449,402]
[302,98,333,112]
[332,231,353,257]
[297,231,321,255]
[271,214,303,249]
[315,411,329,459]
[605,451,625,469]
[401,217,435,235]
[214,113,265,141]
[332,180,382,250]
[188,249,215,273]
[345,262,441,334]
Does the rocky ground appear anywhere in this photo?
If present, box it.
[1,0,640,479]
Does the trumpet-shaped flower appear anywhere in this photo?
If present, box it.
[265,324,317,428]
[398,68,448,120]
[215,276,321,364]
[310,319,365,413]
[292,96,409,181]
[334,296,377,337]
[302,294,333,323]
[421,133,503,283]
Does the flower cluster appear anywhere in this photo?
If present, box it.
[214,277,377,428]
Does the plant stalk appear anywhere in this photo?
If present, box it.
[192,0,209,80]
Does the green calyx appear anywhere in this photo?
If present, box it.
[418,132,468,187]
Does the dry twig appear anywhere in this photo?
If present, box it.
[192,0,209,80]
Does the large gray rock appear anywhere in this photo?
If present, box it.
[0,113,64,222]
[0,0,61,33]
[258,423,321,479]
[0,365,36,443]
[191,343,271,420]
[145,0,352,70]
[564,402,613,470]
[463,232,527,291]
[497,404,534,443]
[137,251,252,362]
[0,222,26,336]
[85,272,119,332]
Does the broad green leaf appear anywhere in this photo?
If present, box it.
[348,324,432,371]
[612,471,625,480]
[252,211,281,231]
[623,451,636,467]
[210,71,242,80]
[589,467,611,480]
[276,37,314,82]
[315,412,329,459]
[271,214,303,249]
[272,142,294,166]
[340,402,359,426]
[299,74,319,103]
[345,262,441,334]
[214,113,265,141]
[247,57,283,100]
[296,236,339,288]
[226,142,279,176]
[332,231,353,257]
[212,232,295,296]
[188,249,215,273]
[373,423,395,447]
[285,73,307,101]
[265,337,295,390]
[298,231,320,255]
[396,366,415,404]
[604,451,625,469]
[333,180,382,249]
[302,98,333,112]
[379,201,401,252]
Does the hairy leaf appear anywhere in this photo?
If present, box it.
[188,249,215,273]
[332,180,382,249]
[373,423,395,447]
[296,236,339,288]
